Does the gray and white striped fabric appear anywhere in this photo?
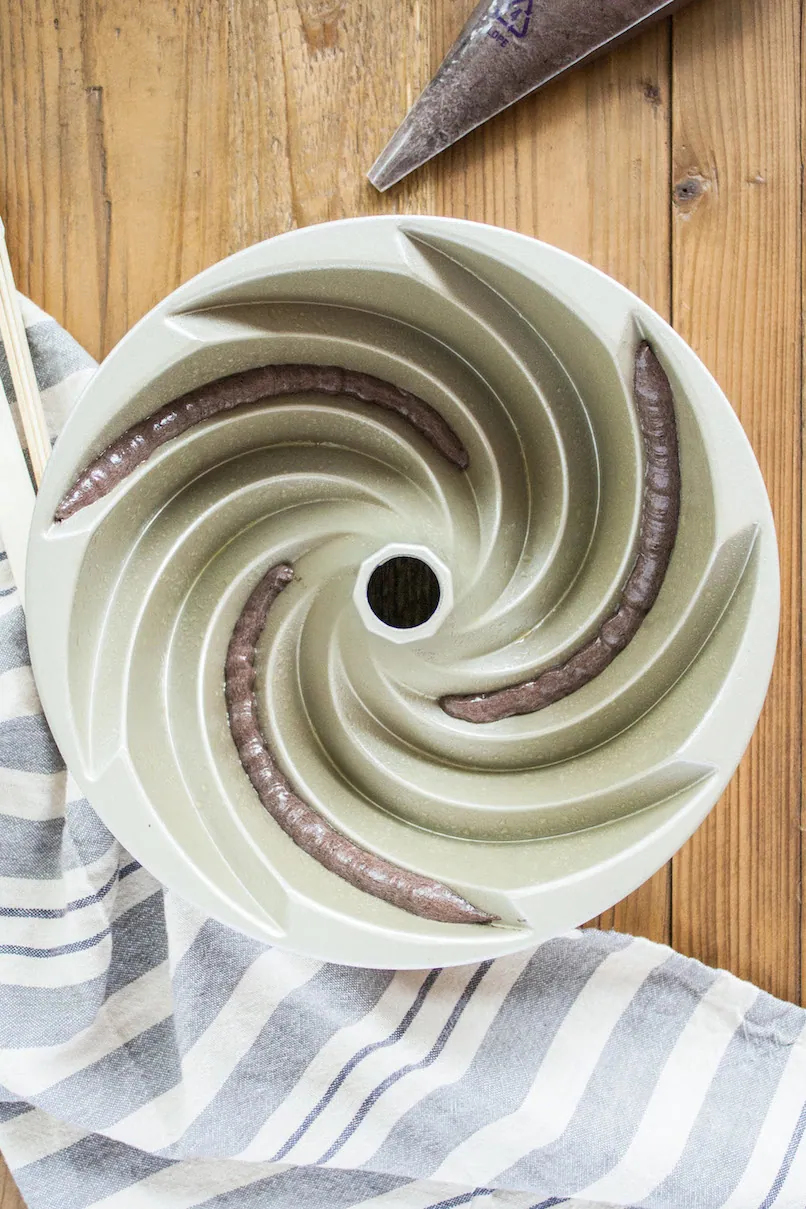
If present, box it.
[1,300,805,1209]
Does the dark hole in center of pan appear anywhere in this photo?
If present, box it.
[366,556,440,629]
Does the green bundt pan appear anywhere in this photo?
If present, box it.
[26,217,778,968]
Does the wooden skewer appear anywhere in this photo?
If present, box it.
[0,216,51,486]
[0,216,51,606]
[0,377,36,608]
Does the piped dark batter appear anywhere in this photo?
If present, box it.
[55,365,469,521]
[224,562,494,925]
[369,0,694,191]
[441,341,681,723]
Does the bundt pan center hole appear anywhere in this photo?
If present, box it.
[353,542,454,644]
[367,556,440,630]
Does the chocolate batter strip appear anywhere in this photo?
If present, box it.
[441,341,681,723]
[225,562,494,925]
[55,365,469,521]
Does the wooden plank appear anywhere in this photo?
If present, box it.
[433,13,674,944]
[0,1,434,361]
[225,0,434,241]
[670,0,802,1002]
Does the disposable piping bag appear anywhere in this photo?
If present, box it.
[369,0,693,192]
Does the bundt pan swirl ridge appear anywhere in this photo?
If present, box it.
[26,217,779,968]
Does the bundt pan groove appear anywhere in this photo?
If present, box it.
[26,217,778,968]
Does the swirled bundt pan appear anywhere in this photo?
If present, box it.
[27,217,778,968]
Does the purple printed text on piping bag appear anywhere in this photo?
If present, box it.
[368,0,694,192]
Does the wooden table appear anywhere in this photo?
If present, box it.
[0,1,801,1204]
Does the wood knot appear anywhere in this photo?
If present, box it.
[642,81,662,105]
[297,0,343,52]
[673,173,710,214]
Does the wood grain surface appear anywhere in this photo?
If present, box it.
[0,0,802,1202]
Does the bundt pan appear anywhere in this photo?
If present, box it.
[26,217,778,968]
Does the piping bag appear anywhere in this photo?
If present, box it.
[369,0,694,191]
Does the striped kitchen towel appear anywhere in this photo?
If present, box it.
[1,300,805,1209]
